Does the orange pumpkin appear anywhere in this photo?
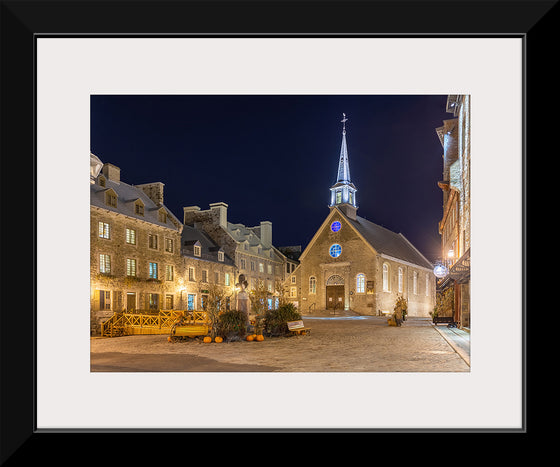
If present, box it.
[256,335,264,342]
[246,335,254,342]
[203,336,212,343]
[167,336,173,342]
[214,336,223,343]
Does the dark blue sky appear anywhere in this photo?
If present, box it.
[90,94,450,262]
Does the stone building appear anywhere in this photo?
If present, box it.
[90,160,237,334]
[287,115,436,317]
[435,95,471,328]
[183,202,291,310]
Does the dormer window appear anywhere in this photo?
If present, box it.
[158,208,167,224]
[134,200,144,216]
[98,175,106,187]
[105,189,117,208]
[218,250,224,262]
[194,241,201,257]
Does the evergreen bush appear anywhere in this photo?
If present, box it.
[264,303,301,337]
[217,310,247,341]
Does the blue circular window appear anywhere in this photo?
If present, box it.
[329,244,342,258]
[331,221,341,232]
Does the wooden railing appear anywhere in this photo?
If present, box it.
[100,310,209,337]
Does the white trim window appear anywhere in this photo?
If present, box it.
[356,274,365,294]
[398,267,403,293]
[382,263,389,292]
[99,254,111,274]
[413,271,418,295]
[309,276,316,294]
[98,222,110,239]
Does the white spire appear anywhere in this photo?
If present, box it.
[336,113,351,183]
[330,113,357,211]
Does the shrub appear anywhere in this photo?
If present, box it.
[264,303,301,337]
[217,310,247,341]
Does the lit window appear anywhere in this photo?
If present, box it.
[225,273,230,286]
[383,263,389,292]
[194,245,201,257]
[99,254,111,274]
[309,276,316,294]
[336,191,342,203]
[398,267,403,293]
[98,222,110,239]
[413,271,418,294]
[356,274,365,293]
[218,251,224,262]
[148,293,159,310]
[188,267,195,281]
[259,263,264,273]
[126,258,137,277]
[331,221,341,232]
[149,262,158,279]
[165,294,174,310]
[126,228,136,245]
[165,238,173,252]
[165,265,174,281]
[290,286,297,298]
[329,244,342,258]
[187,294,195,311]
[267,281,273,293]
[267,264,272,274]
[149,234,158,249]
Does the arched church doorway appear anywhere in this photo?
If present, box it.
[326,274,344,310]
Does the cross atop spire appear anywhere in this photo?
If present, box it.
[341,113,348,134]
[330,113,357,216]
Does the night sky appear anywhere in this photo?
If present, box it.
[90,94,451,263]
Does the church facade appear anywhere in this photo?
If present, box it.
[287,115,436,317]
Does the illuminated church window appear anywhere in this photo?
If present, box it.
[331,221,341,232]
[329,244,342,258]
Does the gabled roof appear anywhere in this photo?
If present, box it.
[299,207,432,270]
[90,176,181,231]
[181,224,235,266]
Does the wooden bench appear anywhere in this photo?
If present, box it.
[432,316,456,327]
[287,320,311,336]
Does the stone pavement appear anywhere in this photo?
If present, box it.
[91,315,470,372]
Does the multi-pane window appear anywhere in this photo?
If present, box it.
[165,238,174,253]
[126,228,136,245]
[165,265,174,281]
[188,267,195,281]
[148,234,158,249]
[218,251,224,262]
[106,192,117,207]
[148,293,159,310]
[329,244,342,258]
[398,268,403,293]
[126,258,137,277]
[194,245,201,257]
[356,274,365,293]
[187,294,195,311]
[99,254,111,274]
[225,273,230,286]
[267,264,272,274]
[413,271,418,295]
[98,222,110,239]
[425,274,430,296]
[202,270,208,283]
[149,262,158,279]
[290,287,297,298]
[382,263,389,292]
[240,258,246,269]
[165,294,174,310]
[135,203,144,216]
[259,263,264,273]
[309,276,316,294]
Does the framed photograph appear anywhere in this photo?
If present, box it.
[1,0,547,460]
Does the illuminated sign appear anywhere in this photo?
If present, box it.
[433,264,449,278]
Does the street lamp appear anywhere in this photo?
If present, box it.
[90,152,103,184]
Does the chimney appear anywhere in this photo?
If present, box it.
[260,221,272,248]
[209,202,228,229]
[102,163,120,183]
[135,182,164,206]
[183,206,201,225]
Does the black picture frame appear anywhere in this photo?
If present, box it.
[1,0,549,462]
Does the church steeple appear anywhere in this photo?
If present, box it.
[330,113,358,219]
